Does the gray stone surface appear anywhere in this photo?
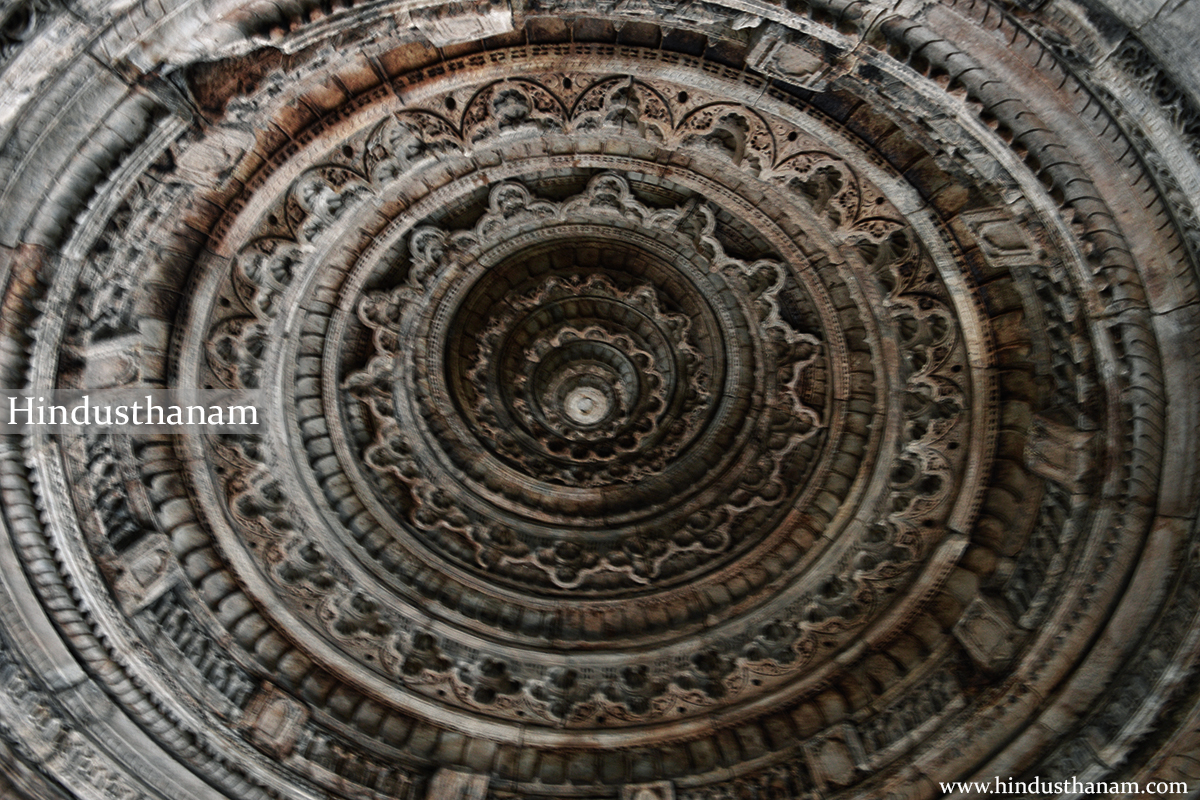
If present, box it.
[0,0,1198,797]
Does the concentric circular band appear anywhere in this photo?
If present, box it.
[0,1,1198,798]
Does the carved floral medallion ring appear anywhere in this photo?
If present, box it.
[188,61,976,738]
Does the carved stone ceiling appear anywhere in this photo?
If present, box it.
[1,0,1200,797]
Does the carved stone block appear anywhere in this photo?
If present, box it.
[426,768,489,800]
[746,24,834,90]
[622,781,674,800]
[954,596,1022,673]
[803,723,865,792]
[959,207,1041,269]
[412,3,513,47]
[79,332,143,389]
[242,684,308,759]
[1023,415,1095,491]
[110,533,175,614]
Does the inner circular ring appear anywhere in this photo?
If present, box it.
[563,385,610,425]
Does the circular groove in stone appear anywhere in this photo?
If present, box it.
[2,6,1196,798]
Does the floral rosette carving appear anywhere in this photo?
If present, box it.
[344,174,827,592]
[5,1,1196,795]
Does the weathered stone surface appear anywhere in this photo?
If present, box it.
[0,0,1199,798]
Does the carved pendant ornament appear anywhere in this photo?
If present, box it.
[1,1,1199,799]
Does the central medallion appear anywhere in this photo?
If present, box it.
[563,386,609,426]
[463,271,697,486]
[343,174,829,592]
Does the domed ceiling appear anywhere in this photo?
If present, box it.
[1,0,1200,797]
